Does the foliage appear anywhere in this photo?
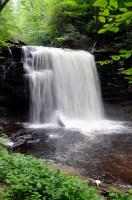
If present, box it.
[111,49,132,61]
[15,0,48,45]
[0,145,103,200]
[14,0,97,46]
[0,0,131,81]
[108,190,132,200]
[122,68,132,83]
[93,0,132,81]
[0,1,18,46]
[0,146,132,200]
[45,0,96,46]
[93,0,132,34]
[0,0,10,13]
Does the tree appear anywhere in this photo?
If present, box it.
[0,0,17,46]
[15,0,47,44]
[93,0,132,33]
[93,0,132,82]
[0,0,10,13]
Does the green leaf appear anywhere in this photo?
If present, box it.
[110,26,119,33]
[98,29,107,34]
[122,12,132,21]
[108,18,113,22]
[99,16,106,23]
[119,49,132,54]
[93,0,108,8]
[109,0,118,9]
[111,55,121,60]
[5,179,11,184]
[109,192,116,197]
[104,23,112,28]
[126,19,131,24]
[99,8,110,16]
[119,8,128,12]
[121,53,131,59]
[103,8,110,16]
[128,189,132,194]
[125,2,132,7]
[37,182,42,189]
[122,68,132,75]
[97,60,111,65]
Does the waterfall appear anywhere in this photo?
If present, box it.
[22,46,104,125]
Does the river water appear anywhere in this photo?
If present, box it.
[6,118,131,187]
[3,46,131,188]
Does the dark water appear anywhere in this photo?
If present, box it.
[7,120,132,187]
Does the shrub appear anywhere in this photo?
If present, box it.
[0,146,103,200]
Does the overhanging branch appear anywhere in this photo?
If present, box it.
[0,0,10,13]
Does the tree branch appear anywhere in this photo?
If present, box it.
[0,0,10,13]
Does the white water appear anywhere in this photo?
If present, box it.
[23,46,104,127]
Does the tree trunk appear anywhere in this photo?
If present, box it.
[0,0,10,13]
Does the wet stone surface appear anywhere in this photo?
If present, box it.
[4,120,132,187]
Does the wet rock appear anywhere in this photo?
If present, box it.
[87,178,102,187]
[9,46,22,62]
[0,120,8,127]
[0,126,3,131]
[4,122,24,135]
[0,45,132,120]
[0,137,14,148]
[56,111,66,127]
[0,46,29,120]
[8,62,25,75]
[7,38,26,46]
[26,139,40,145]
[0,65,6,74]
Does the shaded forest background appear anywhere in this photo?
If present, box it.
[0,0,132,80]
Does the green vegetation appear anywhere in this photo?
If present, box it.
[93,0,132,34]
[0,0,131,80]
[0,145,132,200]
[0,2,132,198]
[0,145,104,200]
[0,0,131,47]
[0,0,10,13]
[93,0,132,80]
[108,190,132,200]
[0,1,16,46]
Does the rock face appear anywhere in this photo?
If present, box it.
[0,46,131,120]
[0,46,29,121]
[95,50,132,102]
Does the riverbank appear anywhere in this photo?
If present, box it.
[0,145,132,200]
[0,118,132,187]
[0,145,104,200]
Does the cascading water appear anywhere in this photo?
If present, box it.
[22,46,104,127]
[13,47,130,188]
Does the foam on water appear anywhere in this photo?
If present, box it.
[24,119,127,137]
[64,119,127,135]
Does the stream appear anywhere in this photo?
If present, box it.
[1,46,132,190]
[4,118,132,188]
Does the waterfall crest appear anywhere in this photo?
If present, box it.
[22,46,104,124]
